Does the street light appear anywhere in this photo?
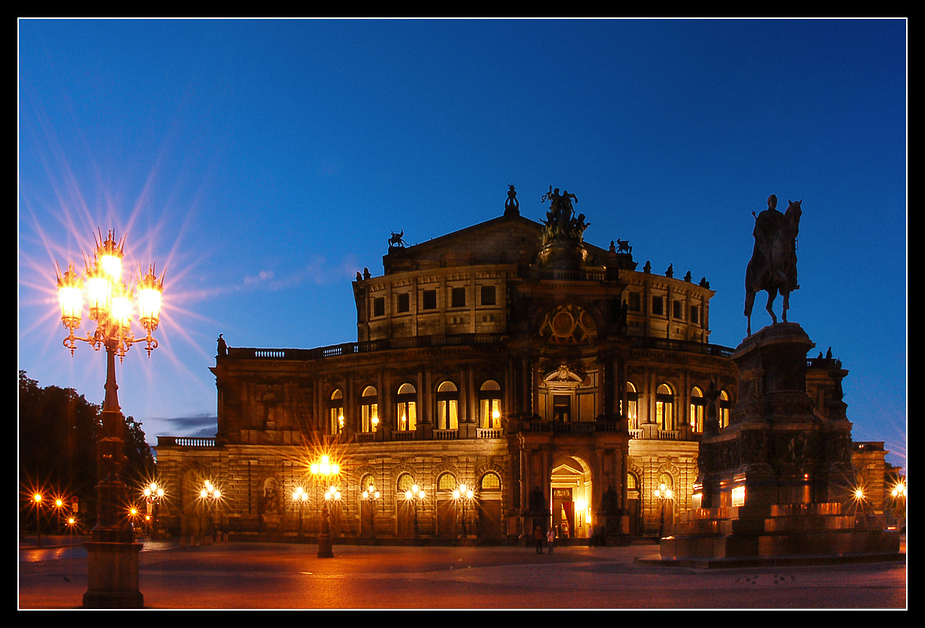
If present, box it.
[653,483,674,541]
[199,481,221,545]
[143,482,165,539]
[55,229,163,608]
[31,493,43,546]
[453,483,473,539]
[292,486,308,541]
[405,483,426,540]
[362,483,380,539]
[310,454,340,558]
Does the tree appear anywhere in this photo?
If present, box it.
[19,370,154,531]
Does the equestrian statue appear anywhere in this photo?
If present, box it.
[745,194,802,335]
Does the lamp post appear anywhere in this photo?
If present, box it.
[55,229,163,609]
[199,481,221,544]
[453,483,473,539]
[362,483,380,539]
[292,486,308,541]
[405,483,426,540]
[653,483,673,541]
[310,455,340,558]
[143,482,165,540]
[32,493,43,546]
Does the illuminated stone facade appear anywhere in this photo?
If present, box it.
[154,187,872,544]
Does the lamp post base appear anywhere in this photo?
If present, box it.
[317,534,334,558]
[82,539,145,608]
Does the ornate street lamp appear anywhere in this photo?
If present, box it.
[310,454,340,558]
[453,483,473,539]
[142,482,165,540]
[292,486,308,541]
[55,229,163,609]
[405,483,426,540]
[199,481,221,544]
[362,483,380,539]
[653,483,674,541]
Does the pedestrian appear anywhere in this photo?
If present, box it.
[547,527,556,553]
[534,526,544,553]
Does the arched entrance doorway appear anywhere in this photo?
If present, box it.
[550,456,593,540]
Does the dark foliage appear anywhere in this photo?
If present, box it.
[19,370,155,531]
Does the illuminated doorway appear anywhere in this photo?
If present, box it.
[550,457,593,539]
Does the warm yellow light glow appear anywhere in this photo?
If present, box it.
[100,252,122,282]
[731,486,746,507]
[86,271,112,315]
[854,488,865,500]
[138,281,162,324]
[33,493,42,504]
[110,285,133,327]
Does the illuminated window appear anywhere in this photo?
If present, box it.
[479,380,502,429]
[625,382,639,430]
[396,383,417,431]
[719,390,731,429]
[361,386,379,432]
[655,383,675,431]
[437,473,457,491]
[553,395,571,422]
[397,473,414,493]
[435,381,459,430]
[329,389,344,435]
[480,472,501,491]
[690,386,705,433]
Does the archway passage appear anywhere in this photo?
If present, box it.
[550,456,593,540]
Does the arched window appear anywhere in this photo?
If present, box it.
[396,383,417,431]
[656,383,675,431]
[480,472,501,492]
[397,472,415,494]
[719,390,731,429]
[437,472,458,491]
[360,386,379,432]
[690,386,705,433]
[435,381,459,430]
[625,382,639,430]
[479,380,502,429]
[328,389,344,435]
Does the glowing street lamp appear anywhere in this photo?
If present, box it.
[143,482,165,539]
[199,481,221,544]
[292,486,309,540]
[453,483,474,539]
[405,483,426,540]
[362,483,380,539]
[55,229,163,607]
[310,455,340,557]
[653,483,674,541]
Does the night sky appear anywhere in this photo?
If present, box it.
[18,19,906,469]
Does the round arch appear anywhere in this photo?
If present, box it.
[549,455,594,539]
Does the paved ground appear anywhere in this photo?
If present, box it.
[19,535,907,610]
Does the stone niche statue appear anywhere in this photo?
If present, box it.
[745,194,802,335]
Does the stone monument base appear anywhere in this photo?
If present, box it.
[656,502,901,567]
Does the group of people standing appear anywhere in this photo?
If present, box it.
[534,526,560,554]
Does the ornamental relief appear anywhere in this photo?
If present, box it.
[538,304,598,345]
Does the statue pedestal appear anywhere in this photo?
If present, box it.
[660,323,899,564]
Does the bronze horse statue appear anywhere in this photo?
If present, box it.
[745,197,802,335]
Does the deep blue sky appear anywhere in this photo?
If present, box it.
[18,19,906,469]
